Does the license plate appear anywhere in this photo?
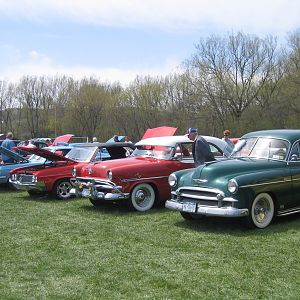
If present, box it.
[82,188,91,197]
[182,202,197,213]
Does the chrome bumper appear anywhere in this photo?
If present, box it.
[71,177,129,201]
[9,179,46,192]
[165,199,248,217]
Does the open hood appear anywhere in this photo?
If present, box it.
[17,146,76,163]
[141,126,177,140]
[52,134,74,146]
[0,146,26,162]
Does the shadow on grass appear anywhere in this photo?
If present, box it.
[16,193,81,204]
[80,200,167,216]
[173,213,300,236]
[0,184,23,193]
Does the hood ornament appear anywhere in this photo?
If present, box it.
[88,168,93,175]
[193,179,208,183]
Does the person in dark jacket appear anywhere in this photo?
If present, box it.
[186,128,215,167]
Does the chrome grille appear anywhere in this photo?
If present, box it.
[19,174,34,183]
[179,189,217,198]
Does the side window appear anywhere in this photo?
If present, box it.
[174,143,193,160]
[209,144,222,157]
[289,142,300,161]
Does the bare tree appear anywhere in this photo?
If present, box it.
[185,32,283,132]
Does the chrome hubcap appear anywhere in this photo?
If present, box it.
[254,199,270,223]
[58,182,71,198]
[135,189,150,206]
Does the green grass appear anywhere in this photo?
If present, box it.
[1,188,300,300]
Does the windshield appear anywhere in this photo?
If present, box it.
[28,154,46,162]
[131,145,173,160]
[231,137,289,160]
[65,147,97,162]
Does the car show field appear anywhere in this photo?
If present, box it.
[1,189,300,299]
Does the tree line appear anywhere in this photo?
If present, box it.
[1,31,300,142]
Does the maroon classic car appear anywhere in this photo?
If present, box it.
[9,142,135,199]
[72,135,231,211]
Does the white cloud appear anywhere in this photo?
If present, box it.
[0,49,182,86]
[0,0,299,35]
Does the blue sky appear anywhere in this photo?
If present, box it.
[0,0,300,85]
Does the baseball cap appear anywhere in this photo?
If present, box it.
[186,128,198,134]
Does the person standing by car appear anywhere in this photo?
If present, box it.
[186,128,215,167]
[222,129,234,147]
[1,132,15,163]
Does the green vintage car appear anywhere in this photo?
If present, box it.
[165,130,300,229]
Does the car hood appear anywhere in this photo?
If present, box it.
[141,126,177,139]
[0,146,26,161]
[81,156,163,177]
[17,146,76,163]
[52,134,74,146]
[192,157,286,183]
[90,156,158,169]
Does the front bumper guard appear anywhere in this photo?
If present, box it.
[165,199,248,217]
[70,178,129,201]
[9,179,46,192]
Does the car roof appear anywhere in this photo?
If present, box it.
[70,142,135,149]
[242,130,300,144]
[135,135,227,150]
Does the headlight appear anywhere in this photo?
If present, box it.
[72,167,76,177]
[228,179,238,193]
[168,173,177,187]
[32,175,37,183]
[107,170,113,180]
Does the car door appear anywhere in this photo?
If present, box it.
[287,141,300,210]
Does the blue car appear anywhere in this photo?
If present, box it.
[0,145,73,185]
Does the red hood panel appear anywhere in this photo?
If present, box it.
[52,134,74,146]
[141,126,177,140]
[81,157,159,176]
[17,146,76,163]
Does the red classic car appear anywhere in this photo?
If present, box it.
[9,142,135,199]
[72,135,232,211]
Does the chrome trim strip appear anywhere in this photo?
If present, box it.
[240,179,291,188]
[171,191,237,202]
[121,175,167,182]
[176,186,224,195]
[193,179,208,183]
[76,177,114,185]
[277,206,300,216]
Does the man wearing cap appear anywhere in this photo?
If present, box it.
[222,130,234,147]
[186,128,215,167]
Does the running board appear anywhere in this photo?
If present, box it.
[277,207,300,216]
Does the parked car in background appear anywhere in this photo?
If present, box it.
[0,145,73,185]
[10,142,135,199]
[72,135,231,211]
[165,129,300,229]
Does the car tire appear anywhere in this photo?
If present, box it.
[246,193,275,229]
[53,179,73,200]
[129,183,156,212]
[180,212,205,220]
